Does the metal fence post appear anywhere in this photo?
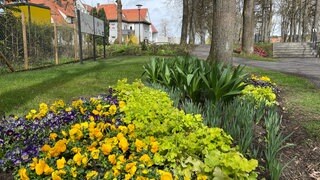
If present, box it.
[77,10,83,64]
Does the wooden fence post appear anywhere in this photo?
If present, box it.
[74,23,78,61]
[53,23,59,65]
[21,12,28,70]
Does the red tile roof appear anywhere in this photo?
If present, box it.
[123,8,148,23]
[98,4,118,21]
[98,3,150,24]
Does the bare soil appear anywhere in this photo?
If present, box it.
[280,96,320,179]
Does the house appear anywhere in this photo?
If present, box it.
[97,3,158,44]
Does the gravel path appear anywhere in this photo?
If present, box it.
[191,45,320,88]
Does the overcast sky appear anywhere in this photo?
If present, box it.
[81,0,182,37]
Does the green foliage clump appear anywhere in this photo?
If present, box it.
[242,85,277,106]
[143,56,247,104]
[115,79,258,179]
[106,44,142,56]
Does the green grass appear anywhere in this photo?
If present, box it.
[244,67,320,139]
[234,53,277,62]
[0,56,150,116]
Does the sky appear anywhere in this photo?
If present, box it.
[81,0,182,37]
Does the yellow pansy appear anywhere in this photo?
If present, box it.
[118,126,128,134]
[49,133,58,140]
[56,157,66,169]
[41,144,51,152]
[139,154,153,167]
[82,155,89,166]
[73,153,83,166]
[109,104,117,115]
[108,154,116,165]
[101,143,113,155]
[86,170,98,180]
[52,171,62,180]
[197,174,208,180]
[118,155,126,163]
[125,162,137,176]
[18,168,29,180]
[119,101,126,109]
[128,124,135,133]
[29,157,38,170]
[159,170,173,180]
[91,149,100,159]
[119,137,129,152]
[69,127,83,140]
[71,147,81,153]
[151,141,159,153]
[71,167,77,178]
[135,139,145,152]
[35,159,46,175]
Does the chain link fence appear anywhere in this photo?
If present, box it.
[0,11,98,75]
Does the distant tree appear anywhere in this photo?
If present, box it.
[180,0,188,44]
[242,0,255,54]
[116,0,122,44]
[207,0,236,63]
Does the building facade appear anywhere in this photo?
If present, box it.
[98,3,158,44]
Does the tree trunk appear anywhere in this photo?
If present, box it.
[117,0,122,44]
[242,0,255,54]
[180,0,189,45]
[207,0,236,64]
[188,0,195,44]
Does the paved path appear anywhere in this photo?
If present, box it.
[191,45,320,88]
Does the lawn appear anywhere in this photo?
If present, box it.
[0,56,149,116]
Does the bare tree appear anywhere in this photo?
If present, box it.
[116,0,122,44]
[180,0,188,44]
[207,0,236,63]
[242,0,255,54]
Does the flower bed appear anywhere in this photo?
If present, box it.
[0,80,259,179]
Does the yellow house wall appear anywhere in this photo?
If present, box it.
[12,5,51,24]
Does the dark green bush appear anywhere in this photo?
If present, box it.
[143,56,247,104]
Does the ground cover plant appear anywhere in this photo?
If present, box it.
[0,80,259,179]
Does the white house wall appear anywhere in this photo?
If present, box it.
[109,22,154,44]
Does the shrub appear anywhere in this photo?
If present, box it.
[143,56,247,104]
[15,80,258,179]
